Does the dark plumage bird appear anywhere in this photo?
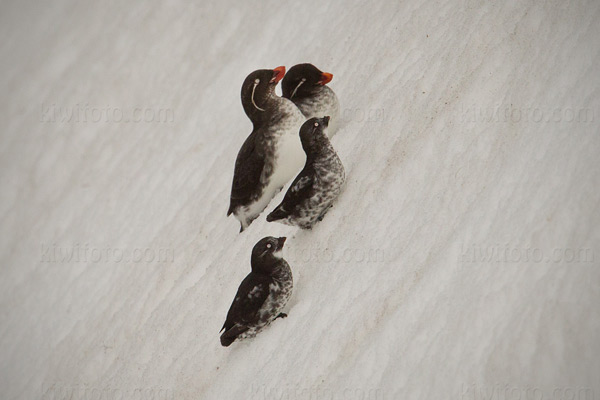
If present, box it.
[228,67,306,232]
[282,63,340,137]
[220,236,293,347]
[267,116,345,229]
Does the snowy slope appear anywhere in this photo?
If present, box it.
[1,0,599,399]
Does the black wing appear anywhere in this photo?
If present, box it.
[267,165,315,220]
[227,132,265,215]
[221,272,272,333]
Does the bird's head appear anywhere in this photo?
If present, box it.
[299,116,330,152]
[251,236,287,273]
[282,63,333,99]
[241,67,286,123]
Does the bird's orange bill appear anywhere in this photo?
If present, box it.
[318,72,333,85]
[271,66,286,83]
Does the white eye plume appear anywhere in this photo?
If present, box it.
[290,78,306,99]
[251,79,265,112]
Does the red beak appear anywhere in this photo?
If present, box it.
[318,72,333,85]
[271,66,286,83]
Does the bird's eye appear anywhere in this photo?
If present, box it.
[254,78,260,84]
[301,78,306,82]
[314,122,319,127]
[266,243,272,249]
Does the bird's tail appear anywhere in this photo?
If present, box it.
[266,206,287,222]
[227,204,249,232]
[220,333,236,347]
[220,325,248,347]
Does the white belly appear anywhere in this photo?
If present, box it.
[237,102,306,228]
[243,133,305,221]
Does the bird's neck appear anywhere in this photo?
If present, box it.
[302,135,331,160]
[243,87,279,127]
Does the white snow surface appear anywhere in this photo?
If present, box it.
[1,1,599,399]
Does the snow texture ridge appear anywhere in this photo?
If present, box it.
[0,1,598,399]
